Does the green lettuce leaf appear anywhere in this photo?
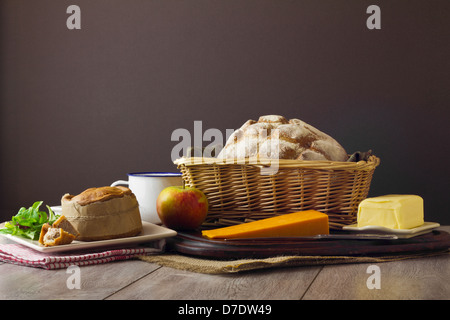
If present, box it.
[0,201,60,240]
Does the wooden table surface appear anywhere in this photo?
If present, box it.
[0,226,448,301]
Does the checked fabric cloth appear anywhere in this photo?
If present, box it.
[0,242,164,270]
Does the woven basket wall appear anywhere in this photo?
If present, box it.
[175,155,380,230]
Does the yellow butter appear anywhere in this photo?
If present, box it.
[357,194,424,229]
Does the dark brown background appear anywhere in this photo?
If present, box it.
[1,0,449,224]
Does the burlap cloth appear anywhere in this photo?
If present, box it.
[138,249,449,274]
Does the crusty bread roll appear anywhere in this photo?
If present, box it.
[217,115,348,161]
[61,186,143,241]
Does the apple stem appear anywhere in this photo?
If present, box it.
[182,179,185,189]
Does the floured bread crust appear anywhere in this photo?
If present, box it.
[61,186,143,241]
[217,115,348,161]
[64,186,133,206]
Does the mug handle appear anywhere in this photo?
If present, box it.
[111,180,129,187]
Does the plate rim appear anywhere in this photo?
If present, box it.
[342,221,440,234]
[0,221,177,253]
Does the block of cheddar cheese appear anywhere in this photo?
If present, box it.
[202,210,329,239]
[357,194,424,229]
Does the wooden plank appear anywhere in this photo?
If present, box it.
[107,265,323,300]
[0,227,165,299]
[302,254,450,300]
[0,226,447,300]
[0,260,161,300]
[303,226,450,300]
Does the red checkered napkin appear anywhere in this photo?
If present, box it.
[0,241,165,270]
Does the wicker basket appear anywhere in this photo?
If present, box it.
[175,155,380,230]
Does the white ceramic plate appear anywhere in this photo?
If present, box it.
[342,221,440,239]
[0,220,177,253]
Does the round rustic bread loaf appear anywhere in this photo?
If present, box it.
[61,186,143,241]
[217,115,348,161]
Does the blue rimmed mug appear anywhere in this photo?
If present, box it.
[111,172,182,224]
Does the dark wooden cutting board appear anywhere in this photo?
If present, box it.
[166,230,450,259]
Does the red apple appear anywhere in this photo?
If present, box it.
[156,185,209,230]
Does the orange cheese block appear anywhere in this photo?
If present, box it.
[202,210,329,239]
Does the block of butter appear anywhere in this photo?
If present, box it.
[357,195,424,229]
[202,210,329,239]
